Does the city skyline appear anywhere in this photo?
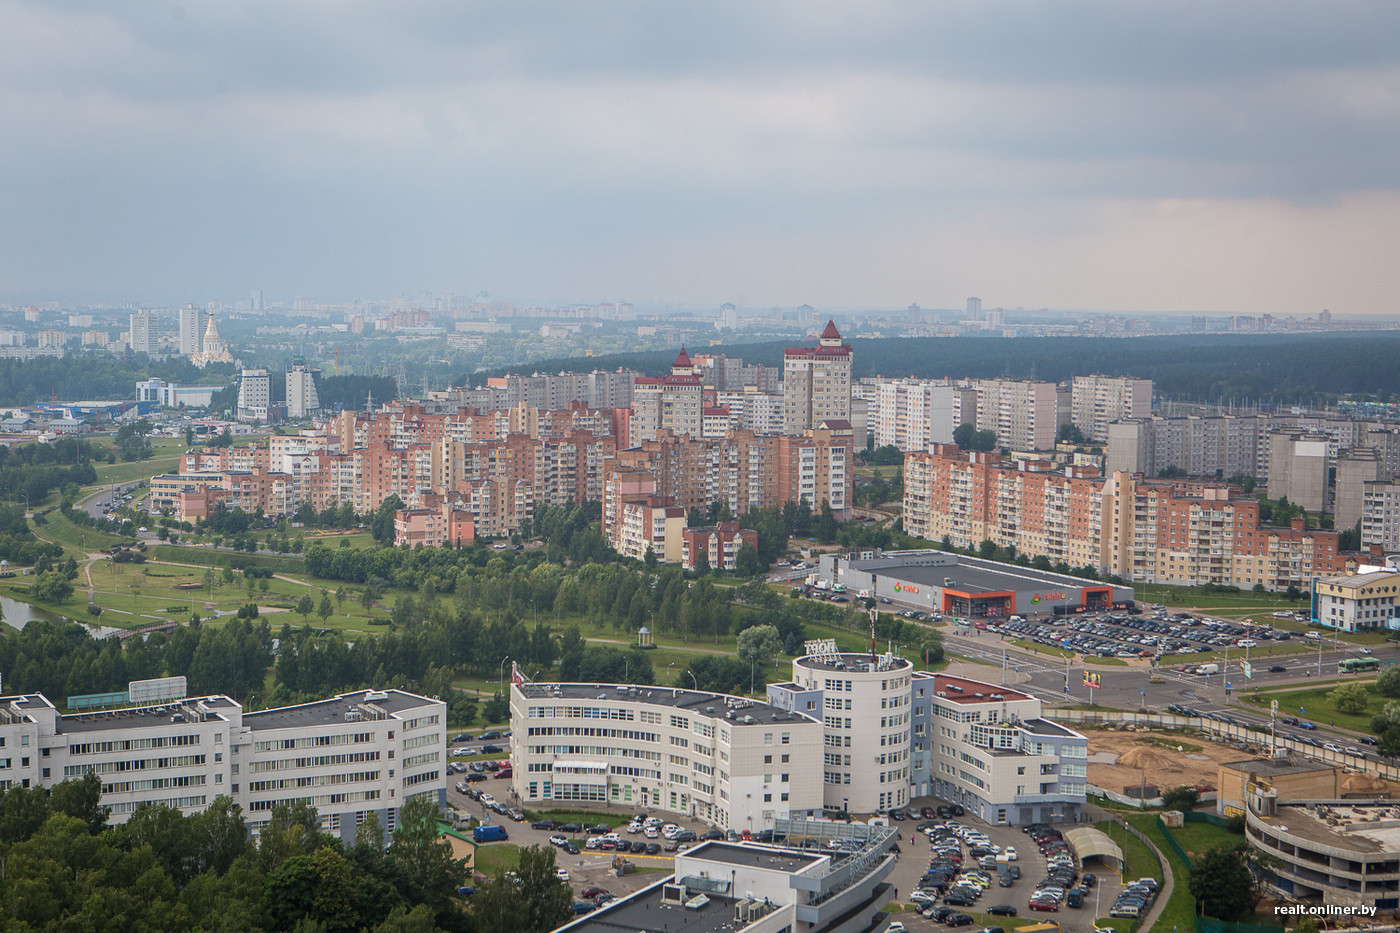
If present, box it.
[2,3,1398,314]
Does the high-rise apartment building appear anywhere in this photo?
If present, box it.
[178,305,209,357]
[286,357,322,419]
[782,321,852,434]
[1070,374,1153,442]
[969,379,1061,450]
[128,309,158,355]
[630,349,703,442]
[236,369,271,422]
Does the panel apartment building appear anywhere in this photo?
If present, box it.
[903,445,1345,590]
[1070,374,1152,442]
[0,688,446,841]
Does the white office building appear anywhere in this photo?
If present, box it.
[510,681,824,834]
[768,649,1089,824]
[768,650,913,815]
[0,688,445,840]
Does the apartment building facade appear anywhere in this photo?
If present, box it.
[630,349,704,443]
[680,522,758,571]
[0,688,445,841]
[970,379,1062,451]
[782,321,852,434]
[1070,374,1152,442]
[903,446,1345,590]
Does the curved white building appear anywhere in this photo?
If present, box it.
[776,650,913,815]
[510,682,824,832]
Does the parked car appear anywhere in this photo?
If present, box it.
[480,744,505,754]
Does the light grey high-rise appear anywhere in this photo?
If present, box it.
[128,309,158,355]
[286,357,322,419]
[177,305,208,357]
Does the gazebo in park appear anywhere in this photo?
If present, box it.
[636,625,654,648]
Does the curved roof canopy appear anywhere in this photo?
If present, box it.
[1062,826,1124,870]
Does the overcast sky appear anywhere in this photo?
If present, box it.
[2,1,1398,315]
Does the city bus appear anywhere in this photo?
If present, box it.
[1339,657,1381,674]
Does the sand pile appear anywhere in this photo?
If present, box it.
[1342,773,1389,794]
[1118,746,1175,771]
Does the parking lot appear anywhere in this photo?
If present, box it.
[992,608,1305,663]
[883,800,1127,932]
[444,781,719,910]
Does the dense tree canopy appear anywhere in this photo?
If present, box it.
[0,780,498,932]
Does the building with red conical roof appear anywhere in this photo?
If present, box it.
[783,320,852,434]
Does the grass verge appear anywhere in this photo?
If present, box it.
[1126,814,1197,933]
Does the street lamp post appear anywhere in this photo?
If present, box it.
[688,670,698,692]
[667,662,675,685]
[499,656,510,698]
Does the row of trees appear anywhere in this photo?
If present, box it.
[0,437,100,505]
[0,616,275,704]
[529,332,1400,404]
[0,773,569,932]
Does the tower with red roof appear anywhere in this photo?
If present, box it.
[782,319,852,434]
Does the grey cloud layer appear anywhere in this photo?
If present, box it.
[1,1,1397,308]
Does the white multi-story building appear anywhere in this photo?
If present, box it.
[1070,374,1152,442]
[769,652,1089,825]
[771,651,913,814]
[1313,570,1400,632]
[286,358,322,419]
[969,378,1061,450]
[0,688,445,840]
[178,305,209,357]
[1362,479,1400,552]
[510,682,824,833]
[868,378,962,451]
[129,309,159,355]
[237,368,271,422]
[782,321,852,435]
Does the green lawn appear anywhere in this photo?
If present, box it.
[472,843,521,878]
[33,509,133,556]
[1095,819,1158,884]
[93,455,185,486]
[1240,683,1385,732]
[1166,819,1243,861]
[1126,814,1198,933]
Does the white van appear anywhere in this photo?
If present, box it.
[1195,663,1220,675]
[1304,632,1323,641]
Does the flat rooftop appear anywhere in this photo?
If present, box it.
[872,560,1107,595]
[926,673,1031,704]
[57,696,238,734]
[244,689,433,731]
[1257,805,1400,855]
[685,840,821,870]
[1023,718,1077,737]
[794,652,912,675]
[1221,757,1336,779]
[560,883,738,933]
[517,683,812,727]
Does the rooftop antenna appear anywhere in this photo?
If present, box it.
[869,608,878,664]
